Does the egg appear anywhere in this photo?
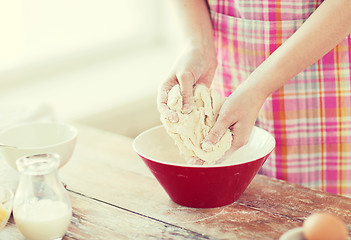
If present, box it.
[303,212,349,240]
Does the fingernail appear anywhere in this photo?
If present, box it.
[201,140,214,152]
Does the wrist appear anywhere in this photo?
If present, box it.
[184,35,216,55]
[246,63,287,99]
[183,36,217,70]
[238,77,270,108]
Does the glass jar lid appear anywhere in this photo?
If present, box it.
[16,153,60,175]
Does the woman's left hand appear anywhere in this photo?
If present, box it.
[201,80,268,155]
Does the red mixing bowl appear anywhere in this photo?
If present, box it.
[133,125,275,208]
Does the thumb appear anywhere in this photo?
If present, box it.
[201,118,232,152]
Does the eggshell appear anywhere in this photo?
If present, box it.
[303,212,348,240]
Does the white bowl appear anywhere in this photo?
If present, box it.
[0,122,77,170]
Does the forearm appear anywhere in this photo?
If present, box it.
[248,0,351,97]
[170,0,214,49]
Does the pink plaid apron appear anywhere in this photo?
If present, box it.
[208,0,351,196]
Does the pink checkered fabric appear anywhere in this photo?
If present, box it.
[208,0,351,196]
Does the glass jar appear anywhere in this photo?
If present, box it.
[13,153,72,240]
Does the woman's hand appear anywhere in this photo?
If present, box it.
[157,45,217,122]
[202,80,268,155]
[157,0,216,122]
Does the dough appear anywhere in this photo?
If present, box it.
[161,84,232,165]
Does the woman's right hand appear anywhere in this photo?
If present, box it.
[157,45,217,122]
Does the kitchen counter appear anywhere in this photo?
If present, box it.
[1,124,350,239]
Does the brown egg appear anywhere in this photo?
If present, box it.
[303,212,348,240]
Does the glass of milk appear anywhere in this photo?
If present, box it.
[13,153,72,240]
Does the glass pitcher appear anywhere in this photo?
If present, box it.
[13,153,72,240]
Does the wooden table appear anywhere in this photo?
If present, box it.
[1,124,350,240]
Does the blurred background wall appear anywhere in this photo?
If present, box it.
[0,0,182,137]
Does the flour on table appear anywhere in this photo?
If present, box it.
[161,84,232,165]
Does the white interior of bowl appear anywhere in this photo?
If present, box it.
[133,125,275,167]
[0,122,77,148]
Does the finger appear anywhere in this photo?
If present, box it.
[229,123,253,151]
[157,77,179,123]
[201,117,233,152]
[177,71,195,114]
[218,123,251,161]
